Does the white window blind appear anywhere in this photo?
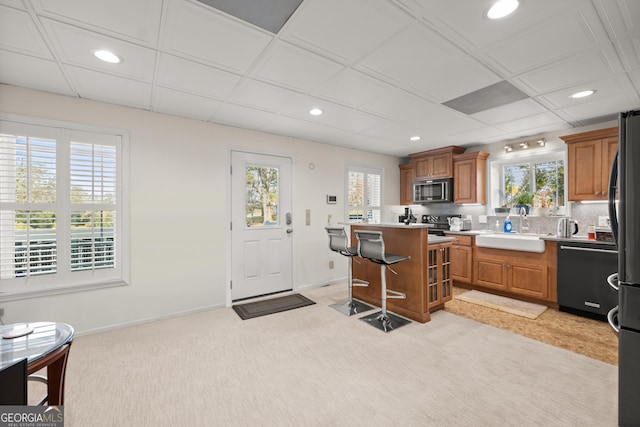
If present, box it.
[0,119,126,298]
[346,164,382,223]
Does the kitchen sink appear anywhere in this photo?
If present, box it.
[475,233,546,253]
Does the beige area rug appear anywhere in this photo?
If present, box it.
[455,290,547,319]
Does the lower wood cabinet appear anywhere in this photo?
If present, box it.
[473,245,551,301]
[474,257,548,299]
[427,242,452,310]
[446,234,473,284]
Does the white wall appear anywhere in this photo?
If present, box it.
[0,85,401,334]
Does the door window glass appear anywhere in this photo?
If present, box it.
[245,165,279,227]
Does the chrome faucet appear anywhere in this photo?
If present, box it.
[519,206,529,234]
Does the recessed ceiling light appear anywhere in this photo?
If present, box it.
[309,108,323,116]
[570,90,596,99]
[487,0,519,19]
[93,49,121,64]
[410,136,421,141]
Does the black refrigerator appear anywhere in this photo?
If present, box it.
[608,109,640,426]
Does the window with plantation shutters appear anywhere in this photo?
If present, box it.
[0,118,127,299]
[346,164,382,223]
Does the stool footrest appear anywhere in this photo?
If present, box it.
[386,289,406,299]
[352,278,369,287]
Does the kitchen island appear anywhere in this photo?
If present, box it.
[349,223,454,323]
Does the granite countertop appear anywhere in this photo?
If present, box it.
[348,222,432,229]
[428,236,456,244]
[541,235,616,246]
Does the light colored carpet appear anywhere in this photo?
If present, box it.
[455,290,548,319]
[62,284,617,426]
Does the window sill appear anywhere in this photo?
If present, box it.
[0,279,129,303]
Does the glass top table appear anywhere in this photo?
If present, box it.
[0,322,74,369]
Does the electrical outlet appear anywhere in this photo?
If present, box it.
[598,216,610,227]
[0,308,4,318]
[305,209,311,226]
[327,214,332,225]
[465,214,472,220]
[329,261,334,269]
[479,215,487,224]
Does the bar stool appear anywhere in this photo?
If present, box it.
[355,230,411,332]
[325,227,374,316]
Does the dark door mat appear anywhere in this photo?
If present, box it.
[232,293,316,320]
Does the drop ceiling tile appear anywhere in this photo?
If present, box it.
[539,75,635,108]
[595,0,640,39]
[484,5,608,74]
[411,55,501,102]
[0,1,26,8]
[153,87,221,121]
[212,103,281,132]
[452,125,508,143]
[472,99,549,125]
[30,0,162,46]
[0,50,75,95]
[227,79,307,112]
[556,92,640,121]
[281,0,411,63]
[282,97,381,133]
[361,119,421,142]
[357,23,461,86]
[516,46,623,94]
[250,41,343,92]
[161,0,273,73]
[41,19,156,83]
[398,0,575,49]
[361,89,462,128]
[630,67,640,88]
[419,116,487,140]
[614,37,640,69]
[494,112,566,133]
[65,66,152,109]
[0,5,53,59]
[156,54,241,100]
[312,69,394,108]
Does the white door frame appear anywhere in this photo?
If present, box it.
[227,149,295,305]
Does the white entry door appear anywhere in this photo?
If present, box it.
[230,151,293,301]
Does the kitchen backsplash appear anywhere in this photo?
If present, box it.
[384,202,609,237]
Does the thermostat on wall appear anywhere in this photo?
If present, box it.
[326,195,337,204]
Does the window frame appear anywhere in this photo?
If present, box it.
[489,149,569,216]
[0,114,129,302]
[344,163,383,224]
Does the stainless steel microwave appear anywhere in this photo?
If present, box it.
[413,178,453,203]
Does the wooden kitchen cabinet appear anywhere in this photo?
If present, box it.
[426,242,452,311]
[453,151,489,204]
[445,234,473,284]
[473,246,550,300]
[561,127,618,201]
[399,163,415,205]
[410,146,465,179]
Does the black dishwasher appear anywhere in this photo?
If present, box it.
[557,241,618,320]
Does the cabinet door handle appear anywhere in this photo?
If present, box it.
[595,191,601,196]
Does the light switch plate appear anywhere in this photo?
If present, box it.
[479,215,487,224]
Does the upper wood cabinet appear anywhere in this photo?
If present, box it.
[410,146,465,179]
[561,127,618,201]
[452,151,489,205]
[399,163,416,205]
